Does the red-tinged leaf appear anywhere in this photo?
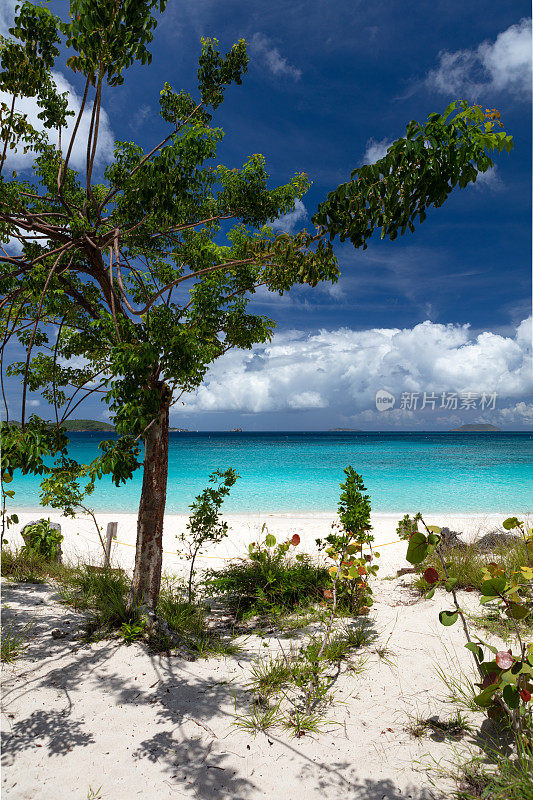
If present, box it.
[357,565,366,576]
[291,534,300,546]
[482,672,498,688]
[323,589,333,599]
[520,689,532,702]
[495,651,514,670]
[423,567,439,585]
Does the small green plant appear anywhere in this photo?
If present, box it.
[20,519,63,561]
[315,468,379,659]
[396,512,422,541]
[1,620,32,663]
[120,619,146,644]
[86,786,104,800]
[205,528,330,616]
[404,514,533,742]
[405,710,471,740]
[177,468,239,602]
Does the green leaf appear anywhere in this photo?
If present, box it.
[465,642,484,662]
[264,534,276,548]
[424,587,436,600]
[2,473,13,484]
[480,577,506,598]
[474,684,499,708]
[439,610,458,626]
[11,514,18,524]
[444,578,458,592]
[503,684,520,709]
[502,517,520,530]
[406,532,429,564]
[505,603,530,621]
[426,525,441,534]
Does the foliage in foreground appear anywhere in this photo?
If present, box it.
[205,529,330,617]
[456,748,533,800]
[1,544,65,583]
[412,535,530,594]
[176,468,239,603]
[1,619,32,663]
[235,622,372,738]
[403,514,533,741]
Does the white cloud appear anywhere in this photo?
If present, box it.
[0,0,17,36]
[362,137,393,164]
[473,164,503,191]
[250,33,302,80]
[0,71,114,172]
[270,199,307,233]
[426,18,532,99]
[175,317,533,421]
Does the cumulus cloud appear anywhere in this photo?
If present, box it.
[362,137,393,164]
[0,0,17,36]
[426,18,532,99]
[0,71,114,172]
[270,199,307,233]
[175,317,533,422]
[250,33,302,80]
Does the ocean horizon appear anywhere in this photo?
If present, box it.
[9,430,533,515]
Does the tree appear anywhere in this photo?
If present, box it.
[0,1,513,613]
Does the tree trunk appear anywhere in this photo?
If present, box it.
[129,386,170,611]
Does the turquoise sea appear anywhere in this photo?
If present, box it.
[9,431,533,514]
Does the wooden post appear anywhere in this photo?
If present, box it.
[104,522,117,568]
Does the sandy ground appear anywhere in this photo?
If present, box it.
[1,512,516,800]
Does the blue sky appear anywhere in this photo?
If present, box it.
[1,0,531,430]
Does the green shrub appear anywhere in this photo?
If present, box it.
[58,565,140,640]
[21,519,63,561]
[204,531,331,616]
[1,545,63,583]
[1,620,32,663]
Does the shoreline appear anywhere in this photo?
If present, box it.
[8,510,526,578]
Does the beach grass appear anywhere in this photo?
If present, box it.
[412,537,531,594]
[203,551,331,617]
[0,619,32,663]
[455,749,533,800]
[1,544,65,584]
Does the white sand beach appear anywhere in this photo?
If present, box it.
[1,512,524,800]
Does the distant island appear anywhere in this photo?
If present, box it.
[328,428,362,432]
[60,419,115,432]
[230,427,243,432]
[2,418,114,431]
[450,424,501,432]
[169,428,190,432]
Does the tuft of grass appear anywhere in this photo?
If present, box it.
[233,701,282,735]
[455,750,533,800]
[434,660,480,715]
[303,623,375,664]
[469,608,533,642]
[413,538,531,594]
[1,620,32,663]
[282,708,327,738]
[148,588,240,657]
[57,565,139,641]
[1,545,65,584]
[204,551,331,617]
[405,710,471,740]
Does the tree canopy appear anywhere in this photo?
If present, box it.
[0,0,513,607]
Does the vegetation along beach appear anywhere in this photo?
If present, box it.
[0,1,531,799]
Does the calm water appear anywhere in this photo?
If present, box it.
[9,431,533,514]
